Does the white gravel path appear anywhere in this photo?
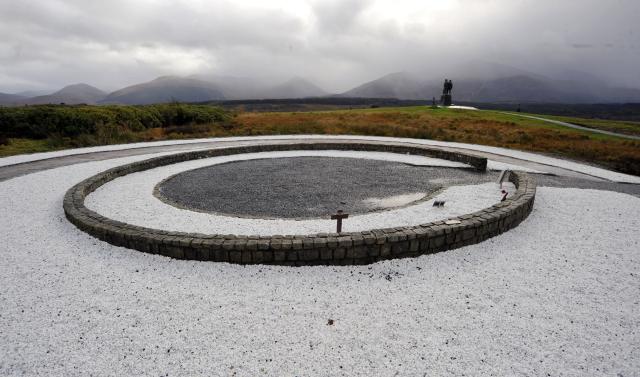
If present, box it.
[85,151,501,235]
[1,149,639,376]
[1,135,636,183]
[0,145,640,376]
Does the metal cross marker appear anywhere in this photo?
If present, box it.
[331,210,349,233]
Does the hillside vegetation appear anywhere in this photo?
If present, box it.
[0,105,638,176]
[230,108,640,175]
[0,104,230,150]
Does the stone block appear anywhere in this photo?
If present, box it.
[320,249,333,260]
[338,236,352,248]
[291,239,303,250]
[286,250,298,261]
[380,244,391,257]
[246,239,258,251]
[366,245,379,257]
[214,249,228,262]
[300,249,319,261]
[253,251,265,263]
[391,243,408,255]
[363,234,376,245]
[462,228,476,241]
[351,234,365,246]
[431,236,445,248]
[273,251,286,262]
[229,251,242,263]
[346,246,367,259]
[302,238,315,250]
[313,238,328,248]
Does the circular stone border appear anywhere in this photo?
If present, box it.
[64,141,536,266]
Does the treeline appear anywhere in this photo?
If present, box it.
[0,103,230,143]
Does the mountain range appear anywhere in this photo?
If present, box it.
[341,72,640,103]
[2,67,640,106]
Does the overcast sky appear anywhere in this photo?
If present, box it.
[1,0,639,93]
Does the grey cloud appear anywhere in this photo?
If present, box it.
[1,0,639,93]
[311,0,371,34]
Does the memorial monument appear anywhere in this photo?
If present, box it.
[441,79,453,106]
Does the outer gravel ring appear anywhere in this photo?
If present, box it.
[63,141,536,266]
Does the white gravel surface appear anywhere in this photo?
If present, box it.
[1,148,639,376]
[85,151,502,235]
[1,134,637,183]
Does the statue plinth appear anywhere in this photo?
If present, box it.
[442,94,452,107]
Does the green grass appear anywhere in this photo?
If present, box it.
[0,139,56,157]
[312,106,633,141]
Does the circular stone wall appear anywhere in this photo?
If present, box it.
[64,141,536,266]
[155,156,495,219]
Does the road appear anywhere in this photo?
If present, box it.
[500,112,640,141]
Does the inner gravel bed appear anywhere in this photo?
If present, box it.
[156,156,496,218]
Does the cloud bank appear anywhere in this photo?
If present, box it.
[1,0,639,93]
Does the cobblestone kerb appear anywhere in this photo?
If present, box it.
[64,141,536,266]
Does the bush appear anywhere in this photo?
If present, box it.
[0,104,230,141]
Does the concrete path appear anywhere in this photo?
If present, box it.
[501,112,640,141]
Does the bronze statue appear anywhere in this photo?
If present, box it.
[443,79,453,95]
[441,79,453,106]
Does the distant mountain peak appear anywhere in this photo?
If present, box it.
[262,77,327,99]
[0,92,27,105]
[55,83,106,96]
[340,71,640,103]
[151,75,184,82]
[14,83,107,105]
[101,76,225,105]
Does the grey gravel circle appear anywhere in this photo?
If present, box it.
[155,156,497,219]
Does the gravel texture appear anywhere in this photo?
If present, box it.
[156,156,495,218]
[0,150,638,376]
[86,151,507,235]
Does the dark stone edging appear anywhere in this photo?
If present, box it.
[64,141,536,266]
